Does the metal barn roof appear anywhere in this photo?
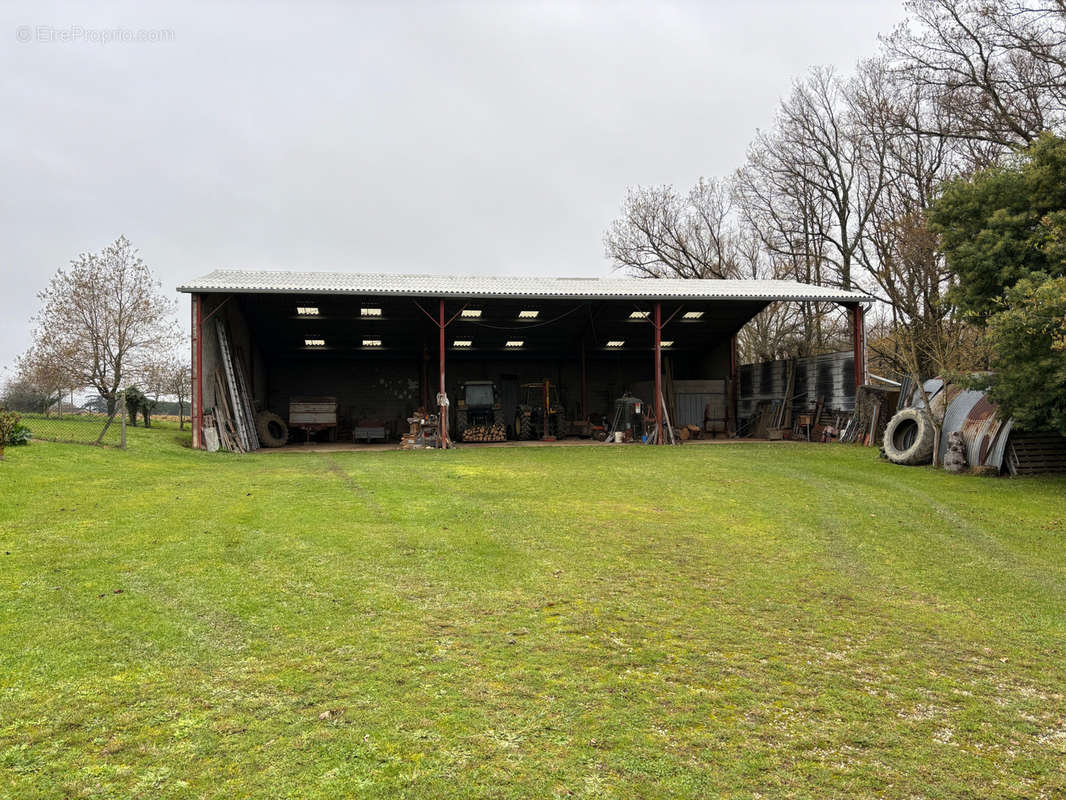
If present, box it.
[178,269,868,303]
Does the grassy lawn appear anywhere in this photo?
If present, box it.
[2,424,1065,798]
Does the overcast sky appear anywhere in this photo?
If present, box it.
[0,0,906,372]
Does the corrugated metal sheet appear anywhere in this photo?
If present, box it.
[961,396,1007,468]
[937,389,983,463]
[177,269,870,303]
[911,378,944,408]
[897,378,1064,474]
[988,418,1014,470]
[676,393,716,427]
[739,350,856,418]
[904,383,1013,471]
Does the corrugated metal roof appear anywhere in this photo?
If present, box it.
[177,269,869,303]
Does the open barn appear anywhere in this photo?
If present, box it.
[178,271,868,449]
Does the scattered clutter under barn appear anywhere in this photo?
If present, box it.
[176,269,1066,474]
[179,271,868,452]
[877,378,1066,475]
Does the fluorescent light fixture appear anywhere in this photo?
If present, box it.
[362,339,382,347]
[682,311,704,319]
[461,309,482,318]
[305,338,325,347]
[518,310,539,319]
[661,340,674,347]
[628,311,649,319]
[296,306,319,316]
[606,340,625,348]
[453,340,472,348]
[504,340,524,348]
[360,307,382,317]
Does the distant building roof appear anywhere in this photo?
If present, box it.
[178,269,868,303]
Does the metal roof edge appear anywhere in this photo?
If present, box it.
[176,269,870,303]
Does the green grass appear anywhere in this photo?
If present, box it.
[2,425,1065,799]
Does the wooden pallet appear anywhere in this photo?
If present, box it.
[1007,433,1066,475]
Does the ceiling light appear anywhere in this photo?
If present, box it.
[683,311,704,319]
[361,307,382,317]
[461,309,482,318]
[518,310,539,319]
[362,339,382,347]
[606,340,624,348]
[628,311,649,319]
[305,338,325,347]
[296,306,319,316]
[505,340,524,348]
[661,340,674,347]
[453,340,472,348]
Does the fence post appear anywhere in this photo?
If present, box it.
[120,390,127,450]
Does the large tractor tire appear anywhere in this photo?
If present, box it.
[456,411,468,440]
[553,414,568,439]
[494,407,505,427]
[516,413,534,441]
[255,410,288,448]
[883,407,935,466]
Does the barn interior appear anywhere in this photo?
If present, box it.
[182,272,867,448]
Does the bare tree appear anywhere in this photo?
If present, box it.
[142,355,192,429]
[25,236,178,417]
[604,178,741,279]
[732,66,888,359]
[167,360,192,430]
[849,57,995,381]
[731,232,809,361]
[734,148,839,353]
[884,0,1066,150]
[735,67,890,296]
[8,346,72,415]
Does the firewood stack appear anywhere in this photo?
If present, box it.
[678,424,702,441]
[462,423,507,442]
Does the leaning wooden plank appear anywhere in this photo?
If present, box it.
[215,320,251,451]
[232,356,260,450]
[214,370,244,453]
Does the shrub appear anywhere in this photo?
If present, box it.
[8,422,32,446]
[0,409,31,448]
[979,275,1066,435]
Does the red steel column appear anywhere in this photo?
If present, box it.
[654,301,662,444]
[439,299,447,448]
[729,334,738,435]
[851,304,866,390]
[192,294,203,449]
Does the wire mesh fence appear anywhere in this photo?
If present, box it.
[1,393,126,448]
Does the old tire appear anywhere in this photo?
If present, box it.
[883,408,934,466]
[554,414,567,439]
[256,411,288,448]
[517,414,533,441]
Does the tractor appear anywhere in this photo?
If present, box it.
[514,381,567,440]
[454,380,505,440]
